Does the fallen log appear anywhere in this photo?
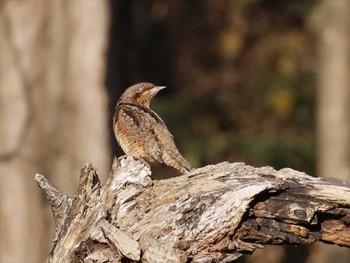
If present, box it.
[35,156,350,262]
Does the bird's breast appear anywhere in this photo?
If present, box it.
[114,105,157,162]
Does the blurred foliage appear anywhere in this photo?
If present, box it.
[106,0,318,176]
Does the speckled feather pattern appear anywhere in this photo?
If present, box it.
[113,83,192,174]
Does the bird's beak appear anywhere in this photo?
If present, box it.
[155,86,166,92]
[151,86,166,96]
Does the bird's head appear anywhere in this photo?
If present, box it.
[119,82,166,108]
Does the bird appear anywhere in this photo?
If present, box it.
[113,82,193,174]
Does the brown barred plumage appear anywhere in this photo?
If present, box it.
[113,82,192,174]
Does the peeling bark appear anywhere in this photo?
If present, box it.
[35,156,350,262]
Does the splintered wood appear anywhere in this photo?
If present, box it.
[35,156,350,263]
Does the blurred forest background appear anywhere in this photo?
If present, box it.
[0,0,349,262]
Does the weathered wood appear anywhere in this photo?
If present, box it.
[35,156,350,262]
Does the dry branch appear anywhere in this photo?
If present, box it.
[35,156,350,262]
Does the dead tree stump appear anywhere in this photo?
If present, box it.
[35,156,350,262]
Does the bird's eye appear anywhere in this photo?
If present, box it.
[135,89,144,97]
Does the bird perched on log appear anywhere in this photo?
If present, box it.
[113,82,193,174]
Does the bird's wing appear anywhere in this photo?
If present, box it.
[150,112,193,173]
[115,103,192,173]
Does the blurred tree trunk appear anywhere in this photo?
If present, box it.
[313,0,350,263]
[0,1,110,262]
[317,0,350,181]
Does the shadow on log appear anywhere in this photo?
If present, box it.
[35,156,350,262]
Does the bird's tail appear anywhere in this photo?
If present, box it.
[162,151,193,174]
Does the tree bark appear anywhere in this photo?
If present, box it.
[36,156,350,263]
